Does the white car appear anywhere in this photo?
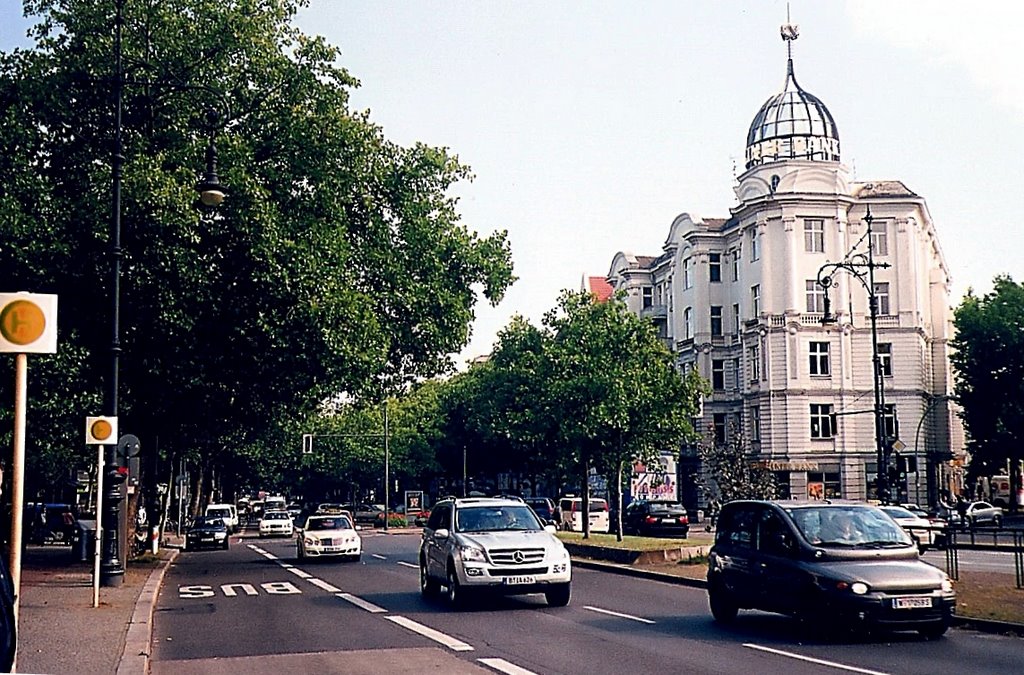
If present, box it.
[420,497,572,608]
[880,505,936,552]
[205,503,239,533]
[964,501,1003,527]
[259,510,294,538]
[296,514,361,561]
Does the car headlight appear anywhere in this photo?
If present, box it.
[941,578,954,592]
[459,545,487,562]
[849,582,868,595]
[305,536,318,546]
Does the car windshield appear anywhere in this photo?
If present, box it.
[881,506,916,519]
[193,517,224,528]
[456,505,543,532]
[786,506,912,547]
[308,517,352,531]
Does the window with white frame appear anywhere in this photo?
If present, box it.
[642,286,653,309]
[731,250,739,281]
[733,303,741,334]
[809,341,830,376]
[747,344,760,381]
[683,257,693,290]
[750,406,761,442]
[806,279,826,313]
[709,253,722,282]
[713,413,727,445]
[882,404,899,440]
[878,342,893,376]
[751,285,761,318]
[710,306,723,336]
[683,307,693,338]
[732,357,740,389]
[870,221,888,256]
[804,219,824,253]
[873,282,890,315]
[810,403,835,439]
[749,228,759,261]
[712,359,725,390]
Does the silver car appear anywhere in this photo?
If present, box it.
[419,497,572,608]
[964,501,1003,527]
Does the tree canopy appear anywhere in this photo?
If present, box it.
[951,275,1024,485]
[0,0,514,500]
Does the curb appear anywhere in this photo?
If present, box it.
[571,556,1024,636]
[116,548,179,675]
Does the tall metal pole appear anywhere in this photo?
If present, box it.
[9,353,27,646]
[864,208,889,504]
[383,401,389,532]
[102,0,127,587]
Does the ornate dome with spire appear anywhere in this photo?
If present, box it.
[745,22,840,170]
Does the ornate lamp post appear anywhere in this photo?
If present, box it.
[102,0,228,586]
[817,207,893,503]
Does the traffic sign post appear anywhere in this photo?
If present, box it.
[1,292,59,645]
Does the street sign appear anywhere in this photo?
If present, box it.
[117,434,141,460]
[85,416,118,445]
[0,293,58,353]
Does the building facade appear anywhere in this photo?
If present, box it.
[604,24,965,509]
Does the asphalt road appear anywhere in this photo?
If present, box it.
[150,529,1023,675]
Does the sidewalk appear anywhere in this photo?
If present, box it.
[16,542,177,675]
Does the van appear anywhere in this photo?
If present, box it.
[558,497,610,533]
[204,503,239,533]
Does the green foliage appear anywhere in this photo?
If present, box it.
[951,275,1024,480]
[0,0,513,498]
[699,427,777,503]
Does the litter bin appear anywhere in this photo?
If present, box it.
[73,520,96,562]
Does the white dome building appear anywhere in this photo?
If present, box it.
[606,22,964,509]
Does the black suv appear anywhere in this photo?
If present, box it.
[707,500,955,638]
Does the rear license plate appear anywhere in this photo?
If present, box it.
[504,575,536,585]
[894,597,932,609]
[661,518,675,523]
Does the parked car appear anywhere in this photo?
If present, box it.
[343,503,386,525]
[707,500,955,638]
[900,504,948,548]
[558,496,610,533]
[204,503,238,533]
[296,514,362,561]
[622,500,690,538]
[184,517,230,551]
[964,501,1003,527]
[524,497,557,523]
[419,496,572,608]
[259,510,295,538]
[880,505,936,552]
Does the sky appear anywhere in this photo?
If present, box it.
[4,1,1023,365]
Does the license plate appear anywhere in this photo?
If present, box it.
[894,597,932,609]
[503,575,536,585]
[662,518,675,523]
[324,546,340,552]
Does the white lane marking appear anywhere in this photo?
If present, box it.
[287,568,313,579]
[372,553,387,560]
[743,644,891,675]
[386,615,474,651]
[308,578,341,593]
[397,561,418,569]
[478,657,540,675]
[336,593,387,613]
[583,605,656,624]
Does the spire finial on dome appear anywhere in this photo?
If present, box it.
[780,4,799,76]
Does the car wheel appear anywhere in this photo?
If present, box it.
[222,540,229,550]
[446,565,468,608]
[918,621,949,639]
[420,559,440,597]
[708,579,738,624]
[184,539,191,552]
[545,583,571,607]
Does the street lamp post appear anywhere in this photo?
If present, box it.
[914,394,954,508]
[102,0,227,587]
[818,207,893,503]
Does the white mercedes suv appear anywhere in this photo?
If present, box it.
[419,496,572,608]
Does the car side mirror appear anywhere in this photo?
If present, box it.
[434,528,450,540]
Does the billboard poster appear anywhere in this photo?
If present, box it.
[630,455,677,501]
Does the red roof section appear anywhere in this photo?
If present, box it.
[587,276,615,302]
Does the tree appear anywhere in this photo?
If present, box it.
[699,427,777,505]
[0,0,514,500]
[951,275,1024,508]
